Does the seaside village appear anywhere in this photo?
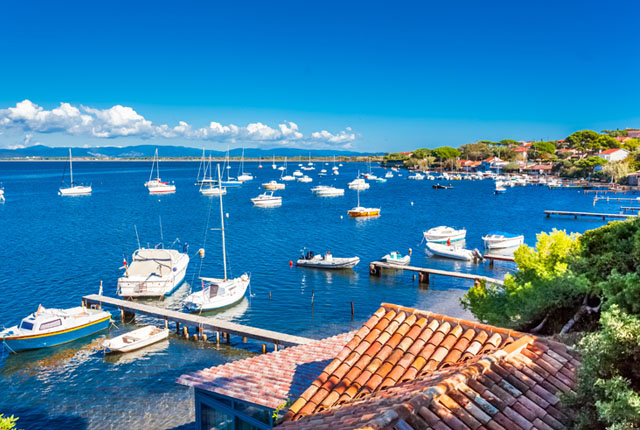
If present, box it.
[2,128,640,430]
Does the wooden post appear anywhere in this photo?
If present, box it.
[351,301,354,319]
[120,308,124,321]
[203,334,207,342]
[164,318,168,329]
[216,331,220,345]
[176,322,180,334]
[274,342,278,352]
[243,336,247,343]
[183,326,189,339]
[311,292,314,306]
[226,332,231,344]
[262,344,267,353]
[269,291,271,300]
[194,333,198,341]
[419,272,429,285]
[489,258,494,268]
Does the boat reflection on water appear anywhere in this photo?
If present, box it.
[198,296,249,321]
[103,338,170,365]
[0,336,107,377]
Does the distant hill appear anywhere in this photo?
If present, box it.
[0,145,375,159]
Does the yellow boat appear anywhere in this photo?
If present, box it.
[347,188,380,217]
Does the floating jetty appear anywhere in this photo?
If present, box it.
[82,294,312,350]
[368,261,504,286]
[544,210,636,220]
[584,189,640,194]
[621,207,640,212]
[483,254,516,267]
[593,196,640,204]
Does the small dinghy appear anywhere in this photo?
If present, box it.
[426,243,483,261]
[102,325,169,354]
[296,250,360,269]
[482,232,524,249]
[432,183,453,189]
[381,251,410,266]
[423,226,466,243]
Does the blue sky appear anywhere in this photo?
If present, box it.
[0,0,638,152]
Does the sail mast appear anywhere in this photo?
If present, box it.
[217,164,227,280]
[69,148,74,186]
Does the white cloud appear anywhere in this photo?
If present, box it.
[0,100,357,147]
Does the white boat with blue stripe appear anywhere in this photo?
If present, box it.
[1,305,111,353]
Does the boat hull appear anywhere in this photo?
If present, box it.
[423,228,466,243]
[482,236,524,249]
[104,327,169,354]
[118,253,190,297]
[2,316,110,352]
[296,257,360,269]
[59,186,92,196]
[426,243,473,261]
[382,255,410,265]
[183,277,250,312]
[148,185,176,194]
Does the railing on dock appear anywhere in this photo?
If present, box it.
[82,294,313,350]
[544,210,635,220]
[368,261,504,286]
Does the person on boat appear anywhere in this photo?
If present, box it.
[446,238,451,246]
[325,250,333,262]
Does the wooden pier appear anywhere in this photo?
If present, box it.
[368,261,504,286]
[621,207,640,212]
[483,254,516,267]
[82,294,313,350]
[544,210,635,220]
[584,189,640,195]
[593,196,640,203]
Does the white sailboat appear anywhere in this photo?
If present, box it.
[272,155,277,170]
[145,148,176,193]
[59,149,92,196]
[221,147,242,186]
[281,157,295,181]
[0,183,4,203]
[237,148,253,182]
[195,148,216,185]
[200,158,227,196]
[258,156,263,169]
[184,165,250,312]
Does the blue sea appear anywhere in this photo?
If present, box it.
[0,160,616,429]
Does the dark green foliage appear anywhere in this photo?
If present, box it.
[532,141,556,154]
[431,146,461,160]
[458,142,492,160]
[566,130,602,152]
[602,129,629,138]
[411,148,432,160]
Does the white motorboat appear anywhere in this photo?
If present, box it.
[59,149,92,196]
[311,185,344,196]
[102,325,169,354]
[282,175,296,181]
[482,232,524,249]
[375,177,387,183]
[118,246,190,297]
[297,175,313,183]
[385,171,393,178]
[1,305,111,352]
[348,177,370,190]
[494,181,506,194]
[296,250,359,269]
[408,173,425,180]
[292,170,303,177]
[426,243,481,261]
[262,180,285,190]
[184,170,250,312]
[251,191,282,207]
[145,148,176,194]
[423,226,466,243]
[381,251,410,266]
[237,148,253,182]
[319,169,327,176]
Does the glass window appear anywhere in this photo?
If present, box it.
[20,321,34,330]
[233,400,271,425]
[39,319,62,330]
[201,404,233,430]
[235,418,261,430]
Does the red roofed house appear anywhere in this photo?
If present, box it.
[512,146,529,161]
[598,148,629,162]
[178,303,579,430]
[627,129,640,138]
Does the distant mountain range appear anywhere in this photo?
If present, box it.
[0,145,375,159]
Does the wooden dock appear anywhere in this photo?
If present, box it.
[584,189,640,194]
[593,196,640,203]
[621,207,640,212]
[82,294,313,350]
[544,210,635,220]
[368,261,504,286]
[483,254,516,267]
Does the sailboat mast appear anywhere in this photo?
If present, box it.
[68,148,74,185]
[217,164,227,280]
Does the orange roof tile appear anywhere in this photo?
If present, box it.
[177,333,353,409]
[600,148,626,155]
[277,304,579,430]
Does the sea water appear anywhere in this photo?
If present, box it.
[0,161,614,429]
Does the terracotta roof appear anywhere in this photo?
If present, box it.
[600,148,626,155]
[177,332,353,409]
[526,164,553,170]
[278,304,579,430]
[513,147,529,153]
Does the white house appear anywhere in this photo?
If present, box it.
[598,148,629,162]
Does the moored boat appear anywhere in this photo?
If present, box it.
[145,148,175,194]
[432,183,453,189]
[118,245,190,297]
[262,180,285,190]
[348,177,370,190]
[102,325,169,354]
[426,243,482,261]
[251,191,282,207]
[296,250,359,269]
[1,305,111,353]
[59,148,92,196]
[348,188,380,217]
[482,232,524,249]
[423,226,466,243]
[381,251,410,266]
[408,172,425,180]
[311,185,344,196]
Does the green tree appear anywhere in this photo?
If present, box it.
[575,156,607,176]
[411,148,432,160]
[0,415,18,430]
[458,142,492,160]
[602,129,629,138]
[596,135,622,150]
[432,146,461,160]
[498,139,519,146]
[623,138,640,152]
[501,162,520,172]
[461,229,584,331]
[566,130,602,154]
[531,141,556,155]
[602,161,630,184]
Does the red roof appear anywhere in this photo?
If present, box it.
[600,148,625,155]
[279,303,578,430]
[513,147,529,153]
[483,157,500,162]
[526,164,553,170]
[558,148,574,153]
[177,333,353,409]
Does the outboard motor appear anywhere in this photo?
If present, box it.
[306,250,314,260]
[182,243,189,254]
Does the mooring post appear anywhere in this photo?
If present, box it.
[351,301,354,319]
[262,344,267,354]
[164,318,168,329]
[269,291,271,300]
[274,342,278,352]
[243,336,247,343]
[183,326,189,339]
[216,331,220,345]
[419,272,429,285]
[226,332,231,344]
[369,263,379,277]
[176,322,180,334]
[202,334,207,342]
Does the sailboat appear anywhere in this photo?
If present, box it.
[200,158,227,196]
[332,155,339,175]
[220,147,242,186]
[0,183,4,203]
[145,148,176,193]
[183,165,250,312]
[348,188,380,217]
[59,149,92,196]
[281,157,295,181]
[272,155,277,170]
[195,148,216,185]
[237,148,253,182]
[258,156,263,169]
